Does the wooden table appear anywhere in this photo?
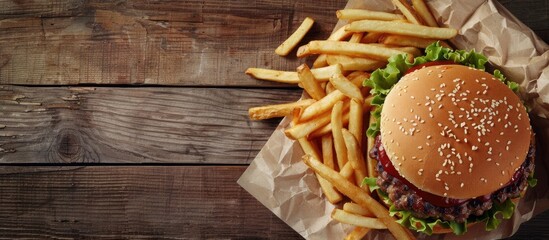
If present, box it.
[0,0,547,239]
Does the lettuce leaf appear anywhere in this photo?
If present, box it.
[363,42,519,137]
[528,174,538,187]
[363,177,517,236]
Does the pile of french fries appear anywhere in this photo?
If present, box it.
[247,1,458,239]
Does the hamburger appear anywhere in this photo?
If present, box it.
[363,42,537,235]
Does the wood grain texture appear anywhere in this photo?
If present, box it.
[0,165,546,239]
[1,0,547,86]
[0,166,303,239]
[498,0,549,42]
[0,85,301,164]
[0,0,347,86]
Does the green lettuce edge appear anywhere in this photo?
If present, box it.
[363,41,520,137]
[362,176,537,235]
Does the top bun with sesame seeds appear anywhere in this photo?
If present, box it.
[379,64,532,199]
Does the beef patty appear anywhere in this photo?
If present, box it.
[371,135,535,223]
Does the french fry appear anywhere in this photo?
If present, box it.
[361,32,383,43]
[342,129,368,187]
[332,209,387,229]
[346,20,458,39]
[327,24,354,41]
[313,55,330,69]
[285,111,331,140]
[367,43,422,58]
[366,111,378,178]
[326,55,386,71]
[344,202,374,217]
[329,71,364,101]
[302,155,415,240]
[332,101,348,170]
[297,138,322,164]
[345,227,371,240]
[348,98,364,146]
[340,161,354,180]
[300,89,346,121]
[248,99,316,120]
[245,65,341,84]
[275,17,315,56]
[297,41,410,61]
[391,0,424,25]
[309,97,371,138]
[313,24,354,68]
[412,0,438,27]
[336,9,405,21]
[291,106,303,126]
[325,82,336,94]
[345,70,366,81]
[297,64,326,100]
[309,110,350,138]
[298,138,343,204]
[349,32,364,43]
[321,133,335,170]
[349,71,371,88]
[381,34,451,48]
[396,46,422,58]
[313,55,329,69]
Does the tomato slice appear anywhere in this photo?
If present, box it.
[404,60,457,75]
[374,136,471,207]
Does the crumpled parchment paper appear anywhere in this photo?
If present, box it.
[238,0,549,239]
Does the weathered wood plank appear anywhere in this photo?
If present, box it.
[0,165,546,239]
[498,0,549,42]
[1,1,547,86]
[0,166,303,239]
[0,86,302,164]
[0,0,347,86]
[512,211,549,239]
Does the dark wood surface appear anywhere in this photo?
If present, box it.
[0,0,547,239]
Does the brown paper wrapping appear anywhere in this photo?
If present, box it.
[238,0,549,239]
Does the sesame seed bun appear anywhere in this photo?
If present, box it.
[380,64,531,199]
